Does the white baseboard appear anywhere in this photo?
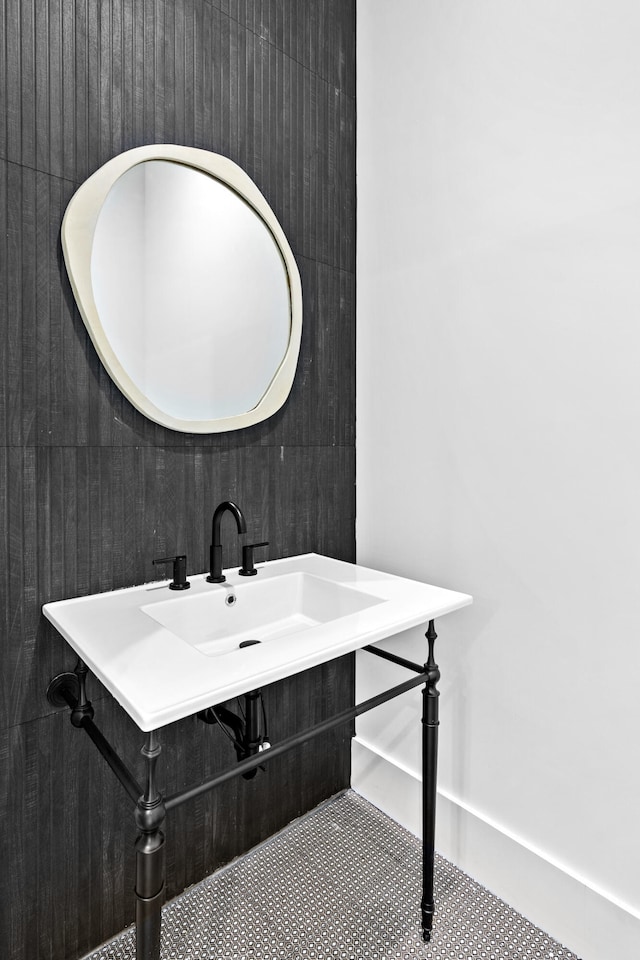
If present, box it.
[351,737,640,960]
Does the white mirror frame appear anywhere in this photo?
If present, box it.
[61,144,303,433]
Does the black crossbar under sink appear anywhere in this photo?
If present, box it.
[165,667,428,809]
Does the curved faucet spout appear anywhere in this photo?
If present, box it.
[207,500,247,583]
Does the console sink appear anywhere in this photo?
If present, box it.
[43,553,471,731]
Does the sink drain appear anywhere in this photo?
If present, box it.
[239,639,261,649]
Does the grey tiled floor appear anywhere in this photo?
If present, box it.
[85,790,580,960]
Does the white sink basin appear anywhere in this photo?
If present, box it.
[142,572,385,657]
[43,553,471,731]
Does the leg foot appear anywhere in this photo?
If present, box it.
[422,897,434,941]
[135,828,165,960]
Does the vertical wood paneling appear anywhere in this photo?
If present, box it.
[0,1,356,957]
[0,1,6,163]
[5,161,23,445]
[0,161,7,445]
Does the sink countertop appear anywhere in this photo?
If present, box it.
[43,553,472,731]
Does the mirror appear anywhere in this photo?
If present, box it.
[61,145,302,433]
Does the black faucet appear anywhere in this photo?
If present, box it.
[207,500,247,583]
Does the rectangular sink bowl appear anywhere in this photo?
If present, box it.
[142,572,385,657]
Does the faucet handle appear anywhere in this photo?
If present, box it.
[239,542,269,577]
[152,555,191,590]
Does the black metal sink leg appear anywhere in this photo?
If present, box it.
[134,731,166,960]
[48,625,445,953]
[421,620,440,942]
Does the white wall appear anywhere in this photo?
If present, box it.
[355,2,640,958]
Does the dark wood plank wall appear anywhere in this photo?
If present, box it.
[0,2,356,957]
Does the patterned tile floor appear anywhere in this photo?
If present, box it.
[84,790,580,960]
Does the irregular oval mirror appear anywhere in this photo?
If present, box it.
[61,145,302,433]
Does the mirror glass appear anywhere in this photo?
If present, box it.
[92,161,291,420]
[62,146,302,433]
